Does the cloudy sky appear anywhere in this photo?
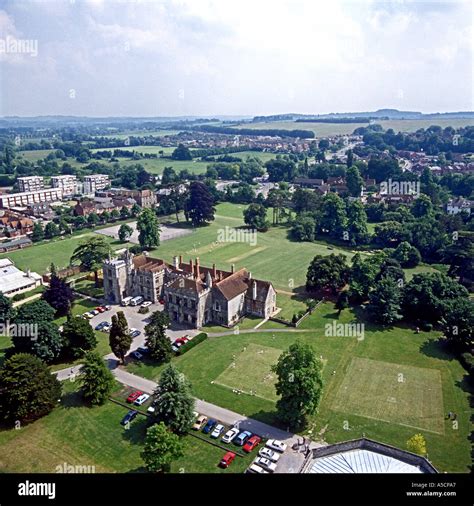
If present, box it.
[0,0,472,117]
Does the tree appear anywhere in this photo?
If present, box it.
[406,434,427,456]
[15,299,55,324]
[402,272,468,324]
[348,253,380,303]
[141,422,184,472]
[87,212,100,227]
[31,222,44,242]
[0,353,62,424]
[30,322,64,363]
[171,144,192,161]
[62,315,97,358]
[441,298,474,351]
[145,312,172,363]
[411,194,433,219]
[0,293,15,323]
[272,342,323,429]
[186,181,215,227]
[346,149,354,168]
[243,204,269,232]
[291,214,316,242]
[391,241,421,268]
[374,221,406,247]
[118,223,133,243]
[335,291,349,315]
[120,206,131,220]
[346,200,369,245]
[109,311,131,364]
[44,221,60,239]
[318,193,347,239]
[79,351,115,405]
[137,208,161,250]
[367,277,402,325]
[71,236,112,287]
[346,165,363,197]
[130,203,141,217]
[42,268,75,316]
[153,364,195,434]
[306,254,349,294]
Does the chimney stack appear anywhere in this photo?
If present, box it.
[190,259,193,275]
[173,256,179,269]
[231,263,235,274]
[179,255,183,265]
[195,257,200,278]
[252,280,257,300]
[248,272,252,280]
[213,263,217,279]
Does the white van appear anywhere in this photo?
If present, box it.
[130,296,144,306]
[121,296,133,306]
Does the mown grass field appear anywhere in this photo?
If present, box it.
[0,381,252,473]
[127,301,472,473]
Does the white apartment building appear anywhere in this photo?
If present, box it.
[17,176,44,192]
[0,188,63,209]
[51,175,78,196]
[83,174,110,195]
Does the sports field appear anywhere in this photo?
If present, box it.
[332,357,444,434]
[214,343,281,401]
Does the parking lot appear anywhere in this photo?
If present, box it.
[84,301,200,358]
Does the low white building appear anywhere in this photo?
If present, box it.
[0,258,42,297]
[0,188,63,209]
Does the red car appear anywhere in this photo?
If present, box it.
[243,435,262,453]
[219,451,236,468]
[96,306,106,313]
[126,390,143,403]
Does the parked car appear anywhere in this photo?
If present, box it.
[129,328,141,338]
[202,418,217,434]
[219,452,236,469]
[171,341,183,353]
[95,321,108,331]
[258,447,280,462]
[134,393,150,406]
[126,390,143,403]
[120,410,138,426]
[130,296,144,306]
[140,301,152,308]
[222,427,240,443]
[147,405,155,414]
[121,296,133,306]
[104,305,111,311]
[265,439,287,453]
[96,306,106,313]
[158,298,165,305]
[102,323,111,332]
[137,346,149,355]
[234,431,252,446]
[246,464,268,474]
[131,351,143,360]
[243,435,261,453]
[211,424,225,439]
[254,457,277,473]
[193,415,207,431]
[83,312,94,319]
[90,309,99,316]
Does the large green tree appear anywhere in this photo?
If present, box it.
[153,364,195,434]
[42,267,75,316]
[441,298,474,351]
[62,315,97,358]
[109,311,131,364]
[186,182,215,227]
[118,223,133,243]
[0,353,62,424]
[145,311,172,364]
[0,293,15,323]
[71,236,112,286]
[367,277,403,325]
[243,203,269,232]
[137,208,161,250]
[141,422,184,472]
[79,351,115,405]
[272,342,323,429]
[306,254,349,294]
[346,200,369,245]
[346,165,364,197]
[318,193,347,240]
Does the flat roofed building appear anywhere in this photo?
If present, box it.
[17,176,45,193]
[83,174,110,195]
[0,188,63,209]
[0,258,42,297]
[51,175,77,196]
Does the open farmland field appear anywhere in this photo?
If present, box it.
[234,118,474,137]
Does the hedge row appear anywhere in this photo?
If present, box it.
[177,332,208,355]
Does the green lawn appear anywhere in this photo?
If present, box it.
[127,301,472,473]
[0,380,254,473]
[0,232,121,274]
